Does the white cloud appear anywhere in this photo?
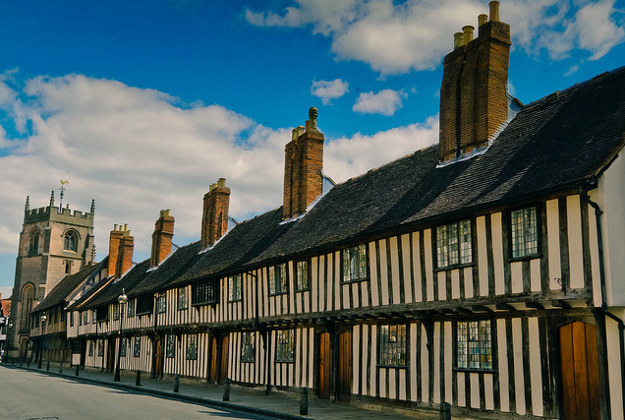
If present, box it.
[311,79,349,104]
[246,0,625,74]
[0,73,438,266]
[353,89,405,116]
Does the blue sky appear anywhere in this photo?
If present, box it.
[1,0,624,293]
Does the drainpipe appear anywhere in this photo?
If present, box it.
[580,185,625,417]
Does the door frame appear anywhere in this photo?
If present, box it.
[335,327,352,402]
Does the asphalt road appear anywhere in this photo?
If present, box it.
[0,366,269,420]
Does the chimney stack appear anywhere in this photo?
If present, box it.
[439,0,510,163]
[150,209,174,267]
[108,224,134,279]
[201,178,231,248]
[283,107,324,220]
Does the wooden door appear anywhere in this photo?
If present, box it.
[210,337,218,383]
[107,339,115,372]
[337,330,352,402]
[318,332,332,399]
[560,321,600,420]
[153,336,163,379]
[219,335,229,384]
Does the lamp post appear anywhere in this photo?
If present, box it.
[114,288,128,382]
[38,314,47,368]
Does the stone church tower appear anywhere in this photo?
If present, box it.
[7,192,95,360]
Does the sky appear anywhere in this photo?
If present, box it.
[1,0,624,293]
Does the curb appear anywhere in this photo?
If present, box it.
[7,364,307,420]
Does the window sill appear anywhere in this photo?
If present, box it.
[191,301,218,307]
[377,364,407,369]
[228,299,242,303]
[433,262,474,273]
[274,360,295,364]
[295,288,310,293]
[507,253,542,263]
[453,368,496,374]
[340,277,369,285]
[269,292,288,297]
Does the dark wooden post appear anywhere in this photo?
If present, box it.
[174,375,180,392]
[75,364,80,376]
[300,387,308,415]
[223,377,231,401]
[46,361,50,371]
[59,362,63,373]
[439,402,451,420]
[135,370,141,386]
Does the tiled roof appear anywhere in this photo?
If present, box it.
[81,259,152,309]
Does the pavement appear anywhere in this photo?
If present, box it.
[2,361,459,420]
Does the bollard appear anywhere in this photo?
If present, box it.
[300,387,308,415]
[223,378,231,401]
[135,370,141,386]
[174,375,180,393]
[59,362,63,373]
[439,402,451,420]
[75,364,80,376]
[46,361,50,371]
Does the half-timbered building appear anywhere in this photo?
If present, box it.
[21,2,625,419]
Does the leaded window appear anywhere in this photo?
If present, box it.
[342,244,368,282]
[89,340,94,356]
[127,299,135,318]
[241,332,255,363]
[436,219,472,268]
[133,337,141,357]
[136,294,153,315]
[63,231,77,252]
[457,320,492,370]
[177,287,188,310]
[269,263,287,295]
[156,293,166,314]
[29,230,39,255]
[120,337,127,357]
[97,340,104,357]
[275,330,294,363]
[83,312,89,325]
[186,334,197,360]
[511,207,539,258]
[295,260,309,291]
[228,274,242,302]
[379,324,407,367]
[112,304,120,320]
[166,334,175,358]
[192,280,218,305]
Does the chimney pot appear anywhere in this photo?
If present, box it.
[489,1,499,22]
[454,32,464,49]
[217,177,226,188]
[478,14,487,27]
[463,25,474,45]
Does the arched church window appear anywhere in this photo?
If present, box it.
[29,230,39,254]
[64,231,78,252]
[20,284,35,330]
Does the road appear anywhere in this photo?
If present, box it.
[0,366,270,420]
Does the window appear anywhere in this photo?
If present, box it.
[83,312,89,325]
[65,260,72,274]
[379,324,407,367]
[295,260,310,291]
[436,220,472,268]
[241,332,255,362]
[136,294,153,315]
[342,244,368,282]
[457,320,492,370]
[133,337,141,357]
[269,263,287,295]
[63,231,78,252]
[96,306,108,322]
[70,312,74,327]
[166,334,176,358]
[89,340,94,356]
[511,207,539,258]
[120,338,127,357]
[29,230,39,254]
[112,304,120,320]
[228,274,242,302]
[177,287,188,310]
[91,310,96,323]
[192,280,219,305]
[186,334,197,360]
[97,340,104,357]
[127,299,135,318]
[275,330,294,363]
[156,293,166,314]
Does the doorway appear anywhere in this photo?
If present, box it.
[153,335,163,379]
[318,332,332,399]
[559,321,600,420]
[337,330,352,402]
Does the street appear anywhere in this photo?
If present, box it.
[0,366,269,420]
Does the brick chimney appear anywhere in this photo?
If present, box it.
[108,224,134,279]
[150,209,174,267]
[201,178,230,248]
[116,227,134,278]
[439,1,510,163]
[283,107,324,220]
